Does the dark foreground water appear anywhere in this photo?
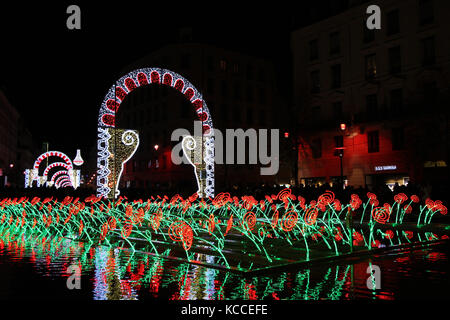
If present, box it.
[0,235,449,300]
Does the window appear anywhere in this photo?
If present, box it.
[258,88,266,105]
[368,131,379,153]
[220,59,227,71]
[309,39,319,61]
[331,64,341,89]
[247,64,253,80]
[329,32,340,55]
[392,127,405,150]
[365,54,377,80]
[180,101,189,118]
[419,0,434,25]
[366,94,378,116]
[422,36,435,66]
[180,54,191,69]
[246,108,253,123]
[162,55,170,66]
[312,106,321,122]
[424,82,437,107]
[259,110,266,126]
[388,46,402,74]
[234,107,241,122]
[363,20,375,43]
[310,70,320,93]
[221,80,228,98]
[207,56,214,71]
[233,63,240,74]
[386,9,400,36]
[311,138,322,158]
[258,68,265,82]
[221,104,228,122]
[332,101,343,118]
[207,78,215,94]
[233,83,242,101]
[246,85,253,102]
[390,88,403,116]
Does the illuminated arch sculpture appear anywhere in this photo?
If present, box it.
[55,175,71,188]
[24,151,82,189]
[97,67,214,199]
[48,170,72,188]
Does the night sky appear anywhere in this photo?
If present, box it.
[0,2,338,155]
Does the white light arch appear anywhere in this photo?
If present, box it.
[25,150,81,189]
[97,67,215,199]
[33,151,73,171]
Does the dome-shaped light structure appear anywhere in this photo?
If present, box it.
[73,149,84,166]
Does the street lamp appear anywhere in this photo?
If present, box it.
[337,122,347,189]
[154,144,159,151]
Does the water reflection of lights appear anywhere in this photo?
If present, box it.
[0,228,449,300]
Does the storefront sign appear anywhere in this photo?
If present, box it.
[374,165,397,171]
[424,161,447,168]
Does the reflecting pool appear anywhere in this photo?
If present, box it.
[0,233,449,300]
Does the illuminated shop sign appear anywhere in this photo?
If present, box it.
[374,165,397,171]
[424,161,447,168]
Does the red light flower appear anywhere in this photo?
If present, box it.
[304,207,319,226]
[271,211,279,229]
[281,211,298,232]
[385,229,394,239]
[224,215,234,236]
[350,194,362,210]
[242,211,256,231]
[403,230,414,239]
[404,205,412,214]
[318,190,335,206]
[394,193,408,204]
[277,188,292,202]
[333,199,342,211]
[367,192,377,200]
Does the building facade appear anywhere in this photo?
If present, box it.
[291,0,450,189]
[114,42,290,194]
[0,89,19,187]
